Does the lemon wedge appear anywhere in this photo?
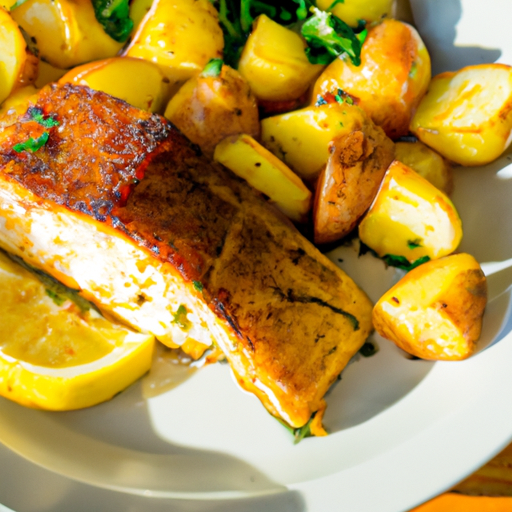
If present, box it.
[0,251,154,410]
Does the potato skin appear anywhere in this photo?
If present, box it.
[373,253,487,361]
[312,19,431,140]
[313,122,395,244]
[165,64,260,157]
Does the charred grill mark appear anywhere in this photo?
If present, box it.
[215,300,245,341]
[271,287,359,331]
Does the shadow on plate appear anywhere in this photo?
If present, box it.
[410,0,502,74]
[0,442,305,512]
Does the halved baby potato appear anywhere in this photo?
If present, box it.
[312,19,431,139]
[358,160,462,263]
[165,63,259,157]
[214,134,312,222]
[394,140,453,195]
[124,0,223,87]
[410,64,512,166]
[261,103,372,181]
[0,8,38,104]
[11,0,123,69]
[373,253,487,360]
[313,124,395,244]
[59,57,172,114]
[238,14,324,103]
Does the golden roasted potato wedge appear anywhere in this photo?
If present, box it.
[261,103,373,181]
[0,8,38,104]
[0,85,38,128]
[314,125,395,244]
[395,140,453,195]
[410,64,512,166]
[312,19,431,139]
[124,0,223,87]
[238,15,324,102]
[59,57,171,114]
[373,253,487,360]
[164,62,259,156]
[11,0,123,69]
[316,0,395,27]
[214,134,312,222]
[358,160,462,263]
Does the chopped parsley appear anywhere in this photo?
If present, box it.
[172,304,189,329]
[212,0,364,68]
[301,8,366,66]
[315,95,328,107]
[407,238,423,249]
[276,412,316,444]
[13,132,49,153]
[92,0,133,43]
[201,58,224,78]
[193,280,204,292]
[9,0,29,10]
[45,289,66,307]
[28,107,59,128]
[382,254,430,271]
[359,340,379,357]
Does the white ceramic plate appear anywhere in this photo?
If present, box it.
[2,0,512,511]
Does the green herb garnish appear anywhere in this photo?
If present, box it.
[172,304,189,329]
[382,254,430,271]
[212,1,364,68]
[276,412,317,444]
[45,289,66,307]
[9,0,29,10]
[359,340,379,357]
[301,7,366,66]
[28,107,59,128]
[407,238,423,249]
[193,280,204,292]
[201,58,224,78]
[13,132,49,154]
[92,0,133,43]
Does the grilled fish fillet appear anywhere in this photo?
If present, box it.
[0,84,373,429]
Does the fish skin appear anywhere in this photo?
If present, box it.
[0,83,373,429]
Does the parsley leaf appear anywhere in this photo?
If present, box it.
[359,340,379,357]
[28,107,59,128]
[201,58,224,78]
[172,304,189,329]
[301,8,365,66]
[382,254,430,271]
[407,238,423,249]
[13,132,49,153]
[92,0,133,43]
[9,0,29,10]
[45,289,66,307]
[193,280,204,292]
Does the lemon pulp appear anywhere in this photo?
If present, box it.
[0,251,154,410]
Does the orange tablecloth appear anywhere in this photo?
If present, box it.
[411,443,512,511]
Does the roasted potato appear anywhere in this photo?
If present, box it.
[214,134,312,222]
[35,61,67,88]
[11,0,123,69]
[316,0,395,27]
[124,0,223,87]
[394,140,453,195]
[261,103,373,181]
[358,160,462,263]
[0,8,38,104]
[373,253,487,360]
[410,64,512,166]
[59,57,172,114]
[164,62,259,157]
[130,0,153,29]
[313,124,395,244]
[238,14,324,103]
[312,19,431,139]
